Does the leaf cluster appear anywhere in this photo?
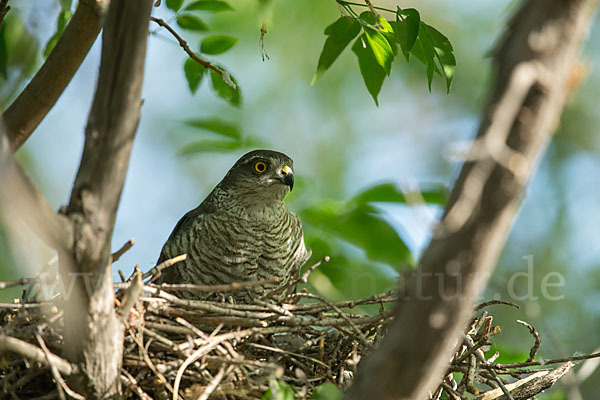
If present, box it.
[166,0,241,106]
[313,5,456,104]
[295,182,447,301]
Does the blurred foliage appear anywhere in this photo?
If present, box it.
[0,10,40,108]
[262,378,296,400]
[42,0,72,57]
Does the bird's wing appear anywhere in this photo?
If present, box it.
[155,201,215,284]
[292,213,312,271]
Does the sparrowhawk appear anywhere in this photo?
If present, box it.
[156,150,310,301]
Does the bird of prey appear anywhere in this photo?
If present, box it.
[155,150,310,302]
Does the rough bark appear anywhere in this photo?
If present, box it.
[59,0,153,398]
[3,0,109,151]
[344,1,598,399]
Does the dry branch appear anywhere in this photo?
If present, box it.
[149,17,235,88]
[0,334,76,376]
[475,363,573,400]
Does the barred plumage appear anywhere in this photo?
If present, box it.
[156,150,310,302]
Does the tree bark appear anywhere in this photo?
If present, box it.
[344,1,598,399]
[3,0,109,151]
[59,0,153,398]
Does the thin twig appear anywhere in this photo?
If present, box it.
[262,256,330,299]
[35,333,85,400]
[149,17,235,88]
[111,238,135,263]
[142,254,187,282]
[476,300,520,311]
[198,365,229,400]
[153,278,278,293]
[516,320,540,362]
[462,334,514,400]
[121,370,153,400]
[0,334,76,375]
[118,270,144,321]
[484,352,600,369]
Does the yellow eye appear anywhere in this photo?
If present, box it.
[253,161,268,174]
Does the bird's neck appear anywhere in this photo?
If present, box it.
[208,186,288,219]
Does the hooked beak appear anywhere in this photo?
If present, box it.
[280,165,294,191]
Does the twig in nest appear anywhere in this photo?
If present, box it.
[111,238,135,263]
[485,351,600,369]
[262,256,330,299]
[294,292,371,349]
[149,17,236,88]
[516,320,540,362]
[462,334,515,400]
[474,362,573,400]
[118,270,144,321]
[247,342,331,371]
[121,370,153,400]
[153,278,278,293]
[0,334,76,375]
[143,254,187,282]
[197,365,230,400]
[476,300,520,310]
[35,333,84,400]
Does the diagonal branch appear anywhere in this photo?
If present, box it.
[0,133,73,252]
[3,0,109,151]
[344,1,599,399]
[149,16,236,88]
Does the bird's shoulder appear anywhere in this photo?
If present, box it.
[165,198,217,242]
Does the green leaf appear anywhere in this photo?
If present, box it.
[166,0,184,11]
[423,23,456,92]
[396,7,420,60]
[262,379,296,400]
[183,118,241,140]
[183,58,205,94]
[59,0,73,11]
[351,35,386,106]
[312,16,361,85]
[200,35,237,55]
[364,27,394,75]
[43,10,71,58]
[210,69,241,106]
[176,14,209,31]
[409,21,455,92]
[302,203,413,268]
[178,140,240,156]
[185,0,233,12]
[309,254,398,302]
[348,183,448,207]
[410,23,438,91]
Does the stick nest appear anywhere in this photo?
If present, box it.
[0,258,592,400]
[0,258,395,399]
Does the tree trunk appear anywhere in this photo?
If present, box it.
[60,0,153,398]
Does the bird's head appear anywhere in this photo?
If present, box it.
[219,150,295,206]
